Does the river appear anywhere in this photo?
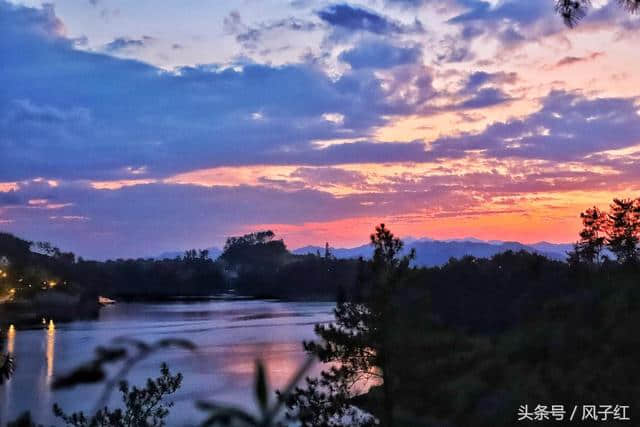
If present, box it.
[0,299,336,426]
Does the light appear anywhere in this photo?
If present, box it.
[48,281,57,288]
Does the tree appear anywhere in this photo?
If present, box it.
[555,0,640,28]
[53,363,182,427]
[607,198,640,264]
[366,224,415,427]
[571,206,608,265]
[287,224,414,427]
[220,231,287,270]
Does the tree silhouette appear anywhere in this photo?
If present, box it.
[607,198,640,264]
[555,0,640,27]
[571,206,609,265]
[287,224,414,427]
[555,0,590,28]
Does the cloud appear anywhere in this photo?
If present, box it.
[0,1,440,181]
[455,87,512,110]
[339,40,422,69]
[446,0,561,48]
[462,71,518,93]
[224,11,318,49]
[427,90,640,161]
[446,0,640,49]
[0,178,473,258]
[0,0,66,41]
[436,34,474,63]
[6,153,638,258]
[383,0,427,7]
[290,167,366,187]
[104,36,153,52]
[449,1,550,27]
[554,51,604,67]
[317,3,424,38]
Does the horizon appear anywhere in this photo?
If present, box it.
[6,228,573,261]
[2,0,640,259]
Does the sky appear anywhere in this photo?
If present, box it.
[1,0,640,259]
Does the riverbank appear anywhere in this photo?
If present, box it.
[0,292,101,329]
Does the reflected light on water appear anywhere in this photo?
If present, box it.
[1,325,16,425]
[7,324,15,354]
[46,320,55,382]
[223,342,304,388]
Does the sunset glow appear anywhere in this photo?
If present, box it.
[2,0,640,258]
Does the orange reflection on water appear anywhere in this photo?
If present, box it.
[7,324,15,354]
[223,342,303,388]
[46,320,55,382]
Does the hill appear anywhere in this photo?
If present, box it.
[293,238,570,266]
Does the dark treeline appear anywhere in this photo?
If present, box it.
[0,234,227,302]
[0,231,359,304]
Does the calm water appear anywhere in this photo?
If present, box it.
[0,299,335,426]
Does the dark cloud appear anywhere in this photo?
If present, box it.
[449,1,550,26]
[290,167,366,187]
[339,40,422,69]
[317,3,424,37]
[455,87,512,110]
[436,34,474,63]
[0,1,438,181]
[462,71,518,93]
[0,1,66,42]
[224,10,318,49]
[427,91,640,161]
[446,0,556,48]
[270,141,430,165]
[236,17,317,48]
[223,10,243,34]
[104,36,153,52]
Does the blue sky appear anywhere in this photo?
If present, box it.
[1,0,640,258]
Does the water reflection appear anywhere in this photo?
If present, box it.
[1,325,16,424]
[3,300,335,425]
[7,324,15,354]
[46,320,55,382]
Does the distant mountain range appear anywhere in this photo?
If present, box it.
[292,239,573,267]
[155,238,573,267]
